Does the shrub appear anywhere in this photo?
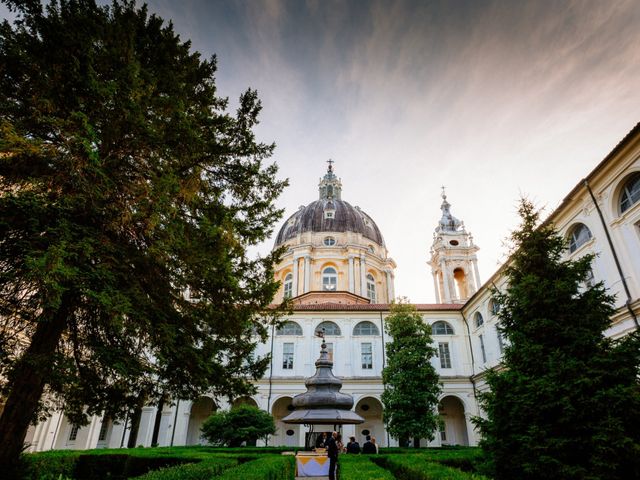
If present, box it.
[374,454,489,480]
[340,455,395,480]
[217,455,294,480]
[136,457,237,480]
[201,406,276,447]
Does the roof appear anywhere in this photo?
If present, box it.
[272,302,464,312]
[275,199,385,246]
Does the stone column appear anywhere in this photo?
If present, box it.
[348,255,355,293]
[473,259,481,293]
[292,257,299,297]
[304,255,311,293]
[385,270,393,303]
[440,260,451,303]
[432,271,441,303]
[360,255,366,297]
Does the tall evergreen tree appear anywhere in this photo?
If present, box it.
[0,0,287,470]
[476,199,640,480]
[381,301,442,446]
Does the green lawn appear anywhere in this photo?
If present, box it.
[22,446,485,479]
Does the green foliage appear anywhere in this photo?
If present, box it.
[201,405,276,447]
[216,455,294,480]
[21,449,237,480]
[381,301,442,444]
[339,455,395,480]
[0,0,287,468]
[135,457,237,480]
[475,199,640,480]
[373,454,489,480]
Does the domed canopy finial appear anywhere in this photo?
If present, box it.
[438,186,462,233]
[319,160,342,200]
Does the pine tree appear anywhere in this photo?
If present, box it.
[476,199,640,480]
[381,301,442,446]
[0,0,287,470]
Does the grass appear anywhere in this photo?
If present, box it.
[339,454,395,480]
[374,453,489,480]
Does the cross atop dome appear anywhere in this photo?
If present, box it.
[319,160,342,200]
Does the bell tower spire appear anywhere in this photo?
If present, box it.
[318,159,342,200]
[428,189,481,303]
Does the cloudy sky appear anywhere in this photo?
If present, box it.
[3,0,640,302]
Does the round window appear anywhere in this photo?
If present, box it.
[286,429,295,436]
[324,237,336,246]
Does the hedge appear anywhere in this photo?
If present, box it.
[217,455,295,480]
[373,454,490,480]
[339,455,395,480]
[136,457,238,480]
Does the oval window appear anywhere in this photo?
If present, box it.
[324,236,336,246]
[286,429,295,436]
[449,240,459,246]
[362,429,370,436]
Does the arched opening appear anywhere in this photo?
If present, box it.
[231,397,258,409]
[271,397,298,447]
[618,172,640,214]
[355,397,385,447]
[567,223,593,253]
[453,268,468,300]
[186,396,215,445]
[366,274,377,303]
[438,396,469,446]
[283,273,293,298]
[322,267,338,291]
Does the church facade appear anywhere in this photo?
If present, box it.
[24,124,640,451]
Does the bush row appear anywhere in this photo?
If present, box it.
[373,454,489,480]
[136,457,238,480]
[217,455,295,480]
[339,455,395,480]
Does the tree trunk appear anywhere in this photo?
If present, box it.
[0,301,70,474]
[127,394,145,448]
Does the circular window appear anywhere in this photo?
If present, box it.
[362,429,370,436]
[324,236,336,246]
[449,240,459,246]
[361,404,370,411]
[286,429,295,436]
[287,404,295,411]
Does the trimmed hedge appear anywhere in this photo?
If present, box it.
[217,455,295,480]
[340,455,395,480]
[136,457,238,480]
[21,449,242,480]
[373,454,490,480]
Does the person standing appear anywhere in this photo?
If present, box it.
[346,436,361,454]
[362,435,376,454]
[326,431,339,480]
[371,436,379,453]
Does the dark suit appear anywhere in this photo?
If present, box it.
[326,436,338,480]
[362,440,376,454]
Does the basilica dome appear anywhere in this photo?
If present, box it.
[274,165,385,247]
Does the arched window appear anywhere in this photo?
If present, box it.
[432,321,454,335]
[489,299,501,316]
[353,321,380,336]
[619,172,640,213]
[474,312,484,328]
[322,267,337,291]
[568,223,592,253]
[277,321,303,336]
[316,321,341,336]
[366,274,376,302]
[283,273,293,299]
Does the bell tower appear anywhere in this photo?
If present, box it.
[428,188,481,303]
